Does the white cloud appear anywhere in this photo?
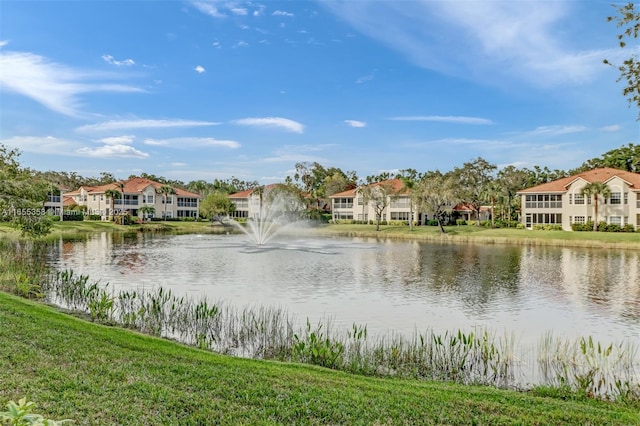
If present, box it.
[321,2,612,88]
[76,119,220,132]
[232,8,247,16]
[389,116,493,125]
[190,1,225,18]
[344,120,366,128]
[0,40,8,48]
[355,73,374,84]
[76,144,149,158]
[233,41,249,48]
[194,65,206,73]
[0,135,80,154]
[0,51,143,116]
[272,10,294,17]
[528,125,587,136]
[231,117,304,133]
[144,137,241,149]
[600,124,621,132]
[101,54,135,66]
[100,135,135,145]
[212,41,221,48]
[171,162,188,167]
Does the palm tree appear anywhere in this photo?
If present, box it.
[252,186,265,219]
[399,171,417,231]
[104,188,121,222]
[580,181,611,231]
[157,185,176,220]
[138,205,155,221]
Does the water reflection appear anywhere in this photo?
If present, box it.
[47,233,640,345]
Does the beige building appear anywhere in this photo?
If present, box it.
[66,177,200,220]
[517,168,640,230]
[329,179,415,223]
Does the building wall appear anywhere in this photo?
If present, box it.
[521,177,640,230]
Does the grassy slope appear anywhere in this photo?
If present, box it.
[1,293,637,425]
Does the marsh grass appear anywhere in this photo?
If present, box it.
[1,236,638,402]
[36,267,640,401]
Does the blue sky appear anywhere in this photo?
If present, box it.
[1,1,638,184]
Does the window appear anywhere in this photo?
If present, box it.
[573,216,585,224]
[163,196,173,205]
[610,192,621,205]
[334,212,353,220]
[177,197,198,207]
[143,194,155,204]
[574,193,585,205]
[568,194,572,205]
[525,194,562,208]
[391,212,411,221]
[609,216,622,226]
[624,192,628,205]
[333,198,353,209]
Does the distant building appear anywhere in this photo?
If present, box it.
[66,177,200,220]
[517,167,640,230]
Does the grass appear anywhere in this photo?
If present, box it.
[317,224,640,249]
[1,220,639,249]
[1,292,638,425]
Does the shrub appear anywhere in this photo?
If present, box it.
[456,219,467,226]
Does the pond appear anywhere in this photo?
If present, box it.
[48,231,640,349]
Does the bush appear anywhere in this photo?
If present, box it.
[456,219,467,226]
[426,219,439,226]
[62,211,84,221]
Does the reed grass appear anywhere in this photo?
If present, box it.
[36,267,640,401]
[1,236,638,403]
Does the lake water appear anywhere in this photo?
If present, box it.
[47,231,640,349]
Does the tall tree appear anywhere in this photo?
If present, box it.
[604,2,640,119]
[398,169,419,231]
[580,182,611,231]
[574,143,640,173]
[200,192,235,221]
[157,185,176,220]
[359,180,397,231]
[496,166,531,224]
[412,171,458,234]
[104,189,121,222]
[452,157,497,225]
[0,145,51,237]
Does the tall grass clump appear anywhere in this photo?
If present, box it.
[25,267,640,401]
[538,332,640,402]
[0,238,50,299]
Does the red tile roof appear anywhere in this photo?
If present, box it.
[83,178,200,197]
[329,178,407,198]
[518,168,640,193]
[228,184,280,198]
[62,196,77,207]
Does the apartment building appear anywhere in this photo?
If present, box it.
[66,177,200,220]
[517,167,640,230]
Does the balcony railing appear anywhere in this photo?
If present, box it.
[47,196,61,203]
[333,202,354,209]
[114,200,139,206]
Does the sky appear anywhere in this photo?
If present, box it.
[1,0,639,184]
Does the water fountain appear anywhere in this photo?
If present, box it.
[226,190,310,246]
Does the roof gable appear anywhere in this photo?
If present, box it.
[518,168,640,193]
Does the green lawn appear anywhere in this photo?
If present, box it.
[1,292,637,425]
[1,220,639,249]
[318,224,640,249]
